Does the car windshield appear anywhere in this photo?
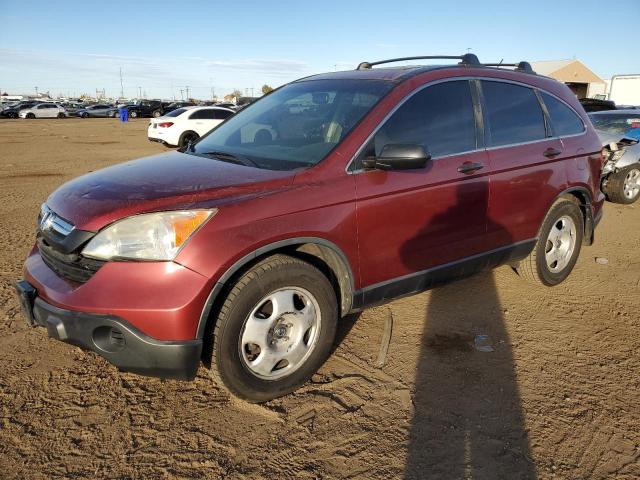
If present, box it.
[165,107,189,117]
[590,113,640,135]
[191,79,392,171]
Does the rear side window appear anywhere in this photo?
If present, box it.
[189,109,216,120]
[540,92,584,136]
[482,81,546,146]
[214,109,233,120]
[372,80,477,158]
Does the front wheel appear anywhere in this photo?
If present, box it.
[57,112,65,118]
[603,165,640,204]
[129,110,138,118]
[26,113,35,119]
[514,197,584,286]
[152,110,162,118]
[211,254,338,402]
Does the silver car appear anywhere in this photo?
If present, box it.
[18,103,66,119]
[590,110,640,204]
[76,104,118,118]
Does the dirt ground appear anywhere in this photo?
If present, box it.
[0,118,638,479]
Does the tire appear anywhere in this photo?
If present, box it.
[211,254,338,402]
[81,112,89,118]
[57,112,65,118]
[603,165,640,204]
[7,112,17,119]
[152,110,161,118]
[129,110,138,118]
[111,111,118,118]
[515,197,584,286]
[26,113,35,119]
[179,131,199,148]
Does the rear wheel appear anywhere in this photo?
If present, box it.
[7,112,17,119]
[179,131,199,148]
[211,254,338,402]
[26,113,35,119]
[603,165,640,204]
[81,112,89,118]
[111,110,118,118]
[515,197,584,286]
[57,112,65,118]
[152,110,162,118]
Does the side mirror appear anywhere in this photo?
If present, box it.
[363,144,431,171]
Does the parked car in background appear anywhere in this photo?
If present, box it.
[590,110,640,204]
[61,102,86,116]
[76,104,118,118]
[163,101,197,114]
[214,102,237,109]
[580,98,617,112]
[126,100,165,118]
[0,100,39,118]
[147,106,235,147]
[16,54,605,402]
[19,103,66,119]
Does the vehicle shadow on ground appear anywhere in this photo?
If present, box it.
[401,180,537,479]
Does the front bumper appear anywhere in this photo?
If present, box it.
[15,280,202,380]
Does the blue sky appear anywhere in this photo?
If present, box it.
[1,0,638,99]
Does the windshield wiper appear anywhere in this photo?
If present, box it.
[197,150,260,168]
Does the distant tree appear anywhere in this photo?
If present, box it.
[261,84,274,95]
[230,89,242,100]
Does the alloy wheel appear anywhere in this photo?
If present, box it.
[623,168,640,200]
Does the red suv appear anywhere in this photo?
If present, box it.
[16,54,604,402]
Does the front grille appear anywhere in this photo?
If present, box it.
[37,236,104,283]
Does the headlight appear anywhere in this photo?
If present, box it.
[82,210,216,261]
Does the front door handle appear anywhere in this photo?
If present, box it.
[544,147,563,158]
[457,162,484,174]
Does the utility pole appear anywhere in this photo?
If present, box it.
[185,85,190,100]
[35,86,38,97]
[179,89,184,100]
[211,87,215,101]
[138,86,142,99]
[119,67,124,98]
[250,87,254,97]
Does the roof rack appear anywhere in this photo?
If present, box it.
[356,53,480,70]
[482,61,536,74]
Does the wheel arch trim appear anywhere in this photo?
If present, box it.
[551,186,596,245]
[195,237,355,339]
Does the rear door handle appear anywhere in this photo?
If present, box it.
[457,162,484,174]
[544,147,563,158]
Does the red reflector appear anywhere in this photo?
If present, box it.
[631,122,640,129]
[158,122,174,128]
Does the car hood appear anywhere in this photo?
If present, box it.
[46,151,296,231]
[595,129,639,146]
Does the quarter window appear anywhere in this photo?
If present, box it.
[371,80,477,158]
[540,92,584,136]
[481,81,546,146]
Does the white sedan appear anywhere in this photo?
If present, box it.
[147,106,235,148]
[19,103,66,119]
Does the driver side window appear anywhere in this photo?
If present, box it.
[357,80,477,166]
